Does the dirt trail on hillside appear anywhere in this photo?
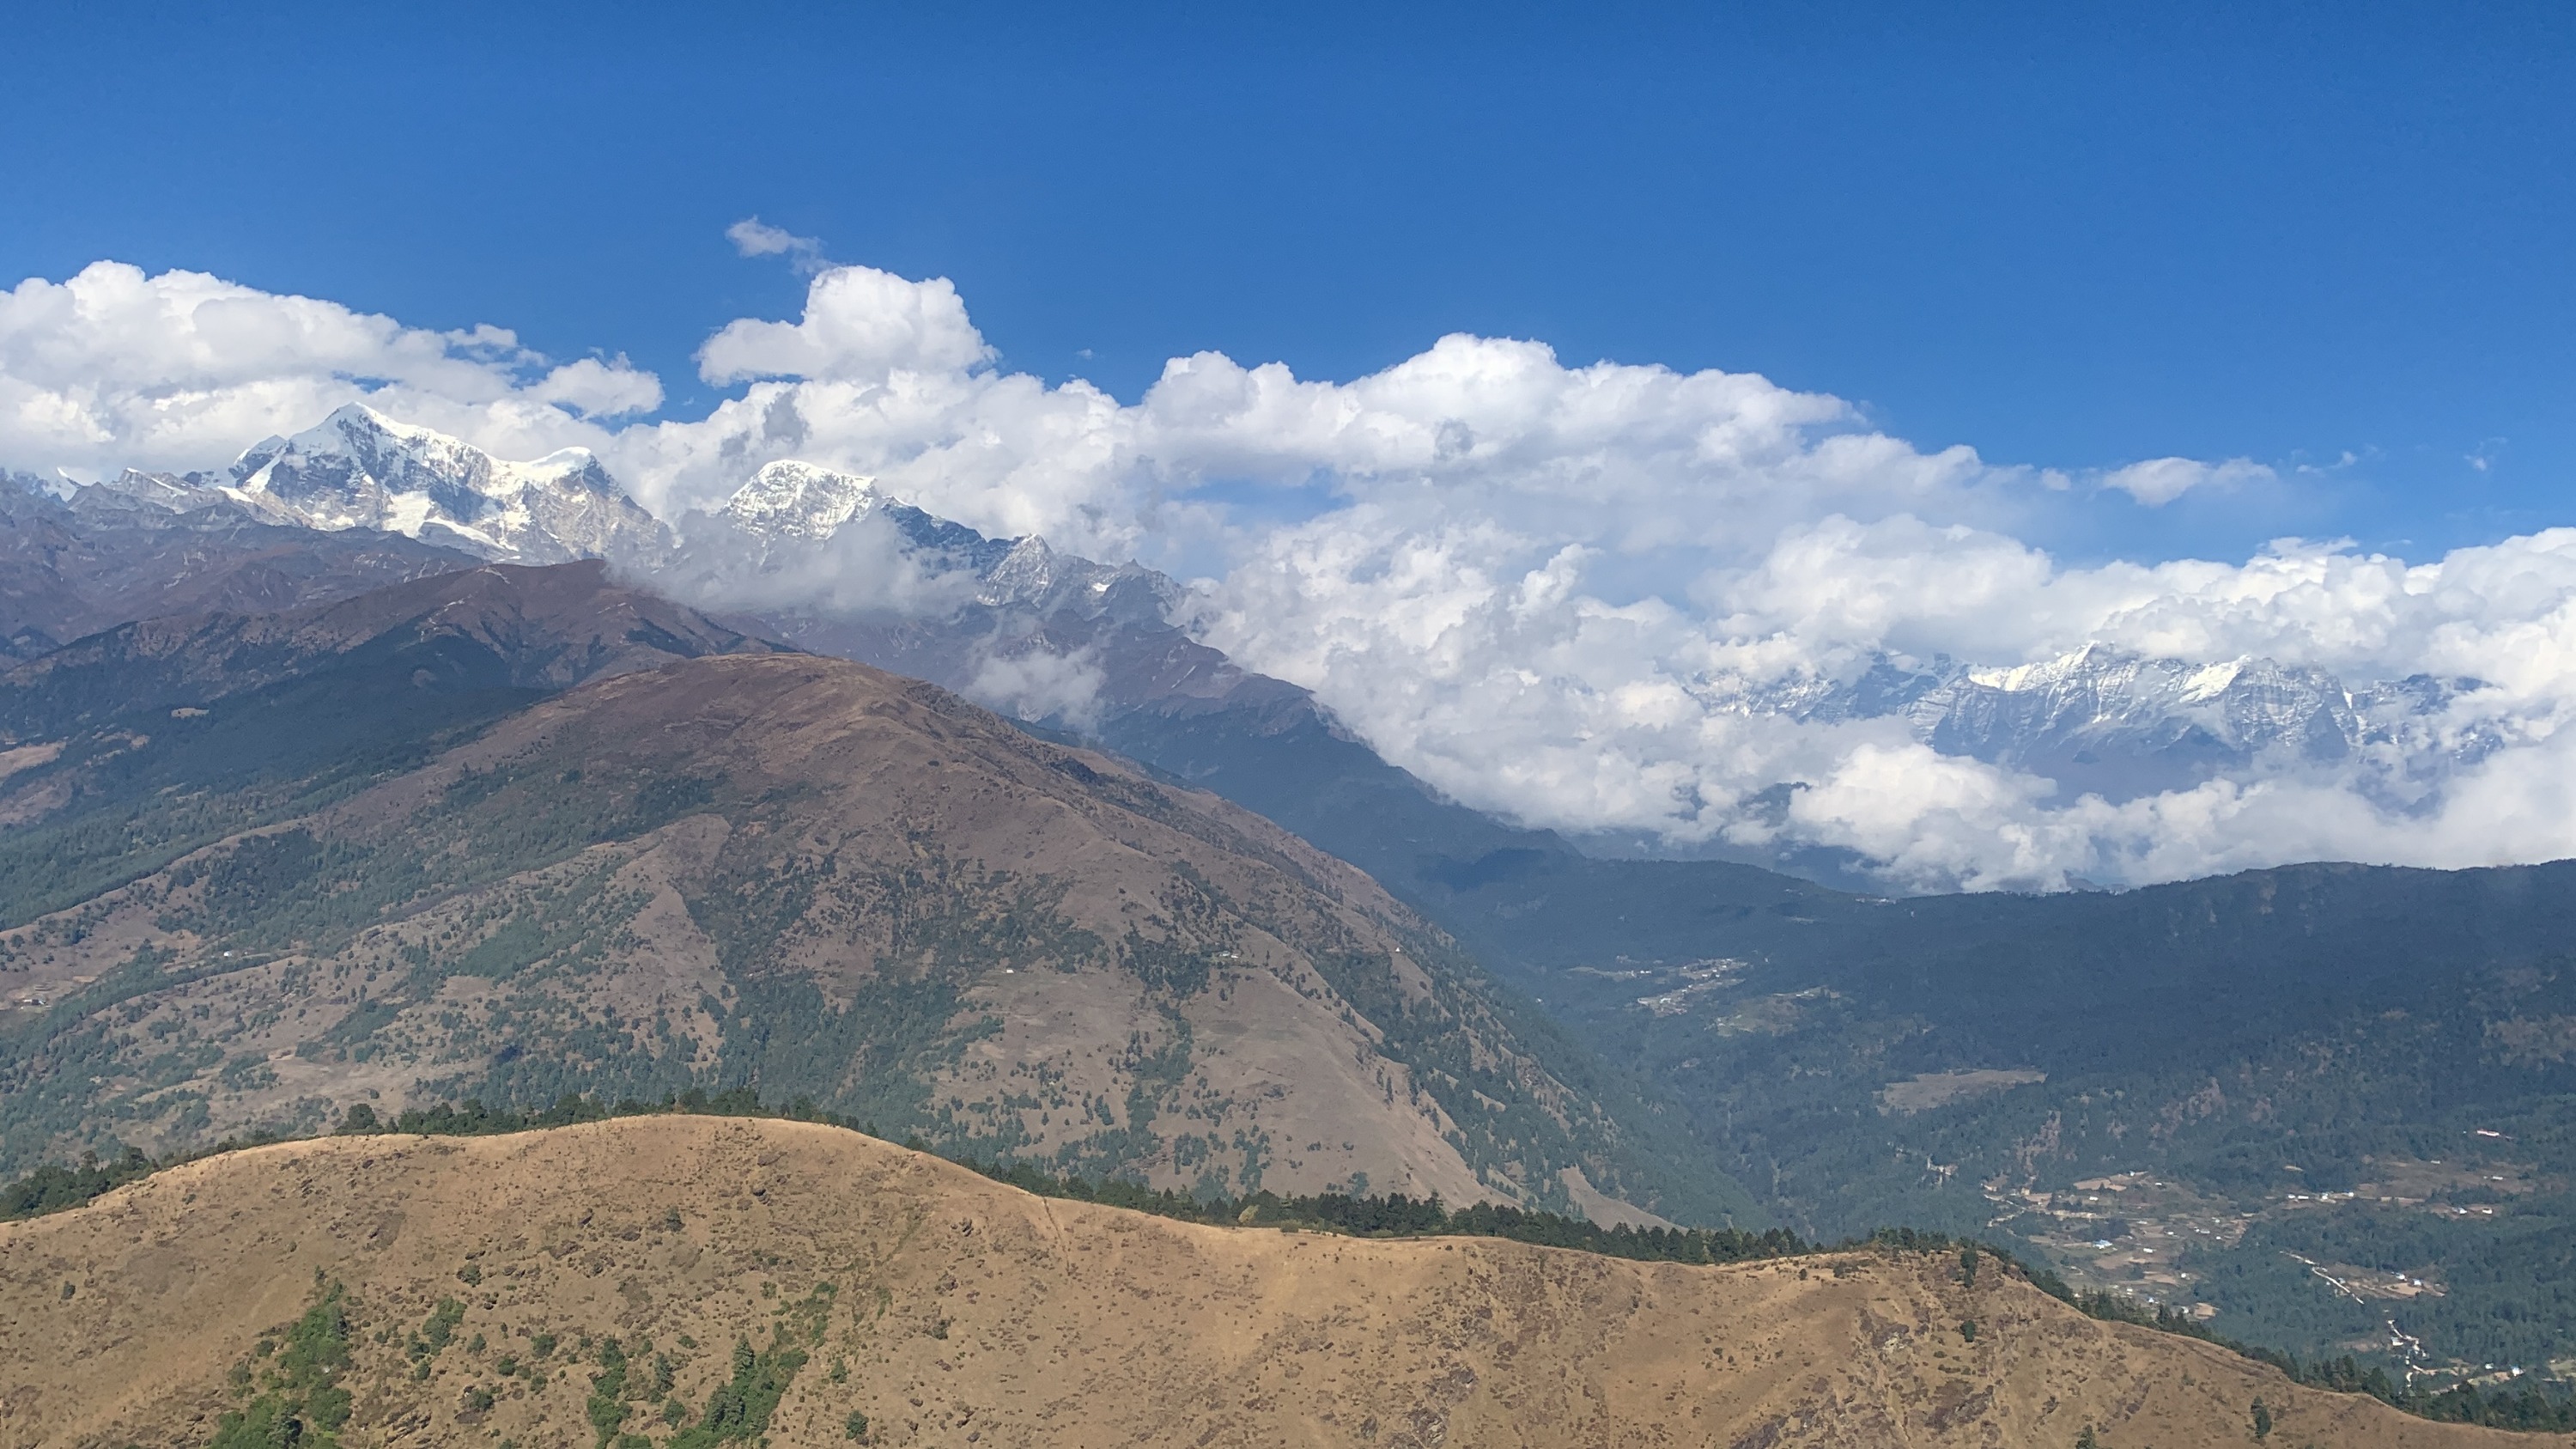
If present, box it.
[0,1117,2537,1448]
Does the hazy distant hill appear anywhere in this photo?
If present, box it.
[0,1114,2519,1449]
[0,559,781,929]
[0,557,778,739]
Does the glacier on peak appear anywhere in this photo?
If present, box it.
[715,460,886,542]
[1692,642,2488,806]
[677,458,1178,632]
[77,403,671,568]
[975,534,1180,624]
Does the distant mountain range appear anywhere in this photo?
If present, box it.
[19,408,2498,855]
[1715,642,2484,806]
[82,403,671,568]
[0,460,475,662]
[9,408,2576,1383]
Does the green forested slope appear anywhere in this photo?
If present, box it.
[1441,858,2576,1379]
[1091,700,2576,1382]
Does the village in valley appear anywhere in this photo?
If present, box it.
[1991,1152,2547,1386]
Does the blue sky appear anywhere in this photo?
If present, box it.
[7,1,2573,567]
[15,1,2576,888]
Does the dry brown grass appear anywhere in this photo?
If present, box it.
[0,1116,2537,1448]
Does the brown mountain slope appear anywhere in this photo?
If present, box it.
[0,652,1712,1220]
[0,1115,2529,1449]
[0,475,478,661]
[0,559,781,740]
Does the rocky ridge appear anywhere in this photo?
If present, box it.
[6,411,2506,855]
[97,404,672,569]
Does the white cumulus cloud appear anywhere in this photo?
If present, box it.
[2099,454,2275,505]
[609,263,2032,568]
[525,356,665,418]
[726,217,831,276]
[22,253,2576,893]
[0,261,653,479]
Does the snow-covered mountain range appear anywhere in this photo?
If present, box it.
[1718,643,2486,804]
[94,405,672,568]
[12,407,2504,874]
[680,457,1181,631]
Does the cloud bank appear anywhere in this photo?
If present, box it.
[12,254,2576,891]
[0,261,655,481]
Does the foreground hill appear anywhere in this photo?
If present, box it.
[0,1115,2530,1449]
[0,640,1727,1221]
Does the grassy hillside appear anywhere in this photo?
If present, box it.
[0,1113,2537,1449]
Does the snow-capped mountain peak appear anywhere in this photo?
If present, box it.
[684,463,1176,624]
[204,404,668,566]
[979,533,1065,600]
[978,534,1182,624]
[1878,643,2467,801]
[715,460,884,542]
[1700,640,2487,809]
[82,469,234,516]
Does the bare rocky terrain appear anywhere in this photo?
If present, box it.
[0,1115,2540,1449]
